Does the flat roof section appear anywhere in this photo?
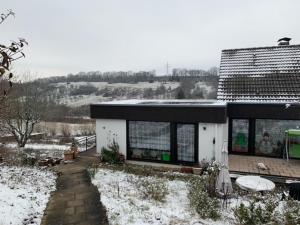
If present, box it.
[91,100,227,123]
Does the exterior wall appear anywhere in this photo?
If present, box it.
[95,118,228,165]
[198,121,228,162]
[96,119,127,157]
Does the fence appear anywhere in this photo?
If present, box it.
[75,135,96,152]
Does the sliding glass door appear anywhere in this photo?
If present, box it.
[176,124,196,163]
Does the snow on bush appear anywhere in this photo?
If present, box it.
[188,177,221,220]
[233,195,300,225]
[0,166,56,225]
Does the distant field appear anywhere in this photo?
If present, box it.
[53,81,215,106]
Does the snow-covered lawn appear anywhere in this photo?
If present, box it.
[2,136,94,158]
[3,143,70,158]
[5,143,69,151]
[92,168,232,225]
[0,166,56,225]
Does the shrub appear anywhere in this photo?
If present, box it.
[87,166,98,179]
[200,160,220,197]
[136,177,168,202]
[22,155,38,166]
[101,140,120,163]
[47,126,57,137]
[284,199,300,225]
[188,177,221,220]
[79,124,95,136]
[233,198,279,225]
[60,124,71,137]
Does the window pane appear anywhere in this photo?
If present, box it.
[232,119,249,153]
[255,119,300,158]
[128,121,171,161]
[177,124,195,162]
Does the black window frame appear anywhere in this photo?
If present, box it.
[174,123,198,164]
[229,117,300,159]
[126,120,198,165]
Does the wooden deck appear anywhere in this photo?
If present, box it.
[229,154,300,182]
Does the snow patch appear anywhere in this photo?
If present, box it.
[0,166,56,225]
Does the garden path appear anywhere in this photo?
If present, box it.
[41,148,108,225]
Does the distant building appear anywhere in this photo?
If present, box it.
[172,68,208,76]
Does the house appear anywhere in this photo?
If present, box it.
[91,40,300,165]
[218,40,300,159]
[91,100,228,164]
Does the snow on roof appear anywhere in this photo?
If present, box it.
[217,44,300,102]
[99,99,227,106]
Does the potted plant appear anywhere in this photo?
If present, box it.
[71,139,79,158]
[64,150,74,161]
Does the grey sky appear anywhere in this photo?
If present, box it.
[1,0,300,77]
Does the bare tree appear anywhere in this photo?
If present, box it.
[0,9,27,106]
[0,79,44,147]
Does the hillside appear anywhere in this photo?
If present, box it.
[26,71,219,120]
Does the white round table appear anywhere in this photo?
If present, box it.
[236,176,275,192]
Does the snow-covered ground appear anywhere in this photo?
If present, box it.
[5,143,69,151]
[0,166,56,225]
[3,143,70,158]
[92,168,233,225]
[3,140,94,158]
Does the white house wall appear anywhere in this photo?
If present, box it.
[95,119,228,164]
[95,119,127,157]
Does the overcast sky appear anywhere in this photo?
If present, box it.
[1,0,300,77]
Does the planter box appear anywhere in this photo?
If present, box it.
[64,152,74,161]
[192,167,202,175]
[181,167,193,174]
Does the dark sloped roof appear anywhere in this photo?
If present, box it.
[217,44,300,102]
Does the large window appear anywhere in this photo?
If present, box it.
[231,119,249,153]
[128,121,171,161]
[231,118,300,158]
[255,119,300,157]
